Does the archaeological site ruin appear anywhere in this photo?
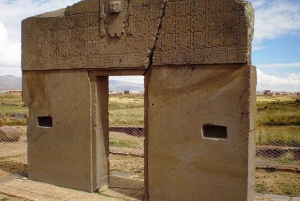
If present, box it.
[22,0,256,200]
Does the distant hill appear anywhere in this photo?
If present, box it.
[109,79,144,92]
[0,75,22,90]
[0,76,143,92]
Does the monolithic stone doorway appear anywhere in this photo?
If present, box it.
[89,71,147,196]
[22,0,256,200]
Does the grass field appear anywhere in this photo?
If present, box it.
[1,94,300,141]
[257,96,300,126]
[109,95,144,126]
[255,169,300,197]
[256,126,300,146]
[110,132,143,148]
[0,94,28,114]
[256,95,300,151]
[109,95,144,110]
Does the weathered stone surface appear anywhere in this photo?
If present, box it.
[146,64,256,201]
[264,194,291,201]
[153,0,254,65]
[22,71,109,192]
[21,0,254,71]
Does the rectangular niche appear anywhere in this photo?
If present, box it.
[202,124,227,140]
[37,116,53,128]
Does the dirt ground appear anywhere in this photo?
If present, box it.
[0,154,144,200]
[0,131,27,179]
[255,169,300,197]
[0,155,27,179]
[2,154,300,197]
[0,154,144,181]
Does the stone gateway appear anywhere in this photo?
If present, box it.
[22,0,256,200]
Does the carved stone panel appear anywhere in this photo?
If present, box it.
[153,0,253,65]
[22,0,254,70]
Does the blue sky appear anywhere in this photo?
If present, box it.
[0,0,299,91]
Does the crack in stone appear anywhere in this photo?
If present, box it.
[31,129,47,146]
[144,0,172,75]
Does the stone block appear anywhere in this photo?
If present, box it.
[22,71,109,192]
[147,64,256,201]
[264,194,291,201]
[22,0,254,71]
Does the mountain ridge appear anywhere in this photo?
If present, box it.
[0,76,144,92]
[0,75,22,90]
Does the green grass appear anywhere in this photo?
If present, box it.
[109,140,133,148]
[0,94,25,105]
[109,139,142,148]
[256,126,300,147]
[109,108,144,126]
[257,154,300,167]
[109,132,144,148]
[2,119,27,126]
[109,95,144,110]
[257,97,300,126]
[256,96,300,148]
[0,94,28,125]
[0,94,28,114]
[0,105,28,114]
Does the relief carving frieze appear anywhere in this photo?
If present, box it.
[153,0,253,65]
[21,0,254,71]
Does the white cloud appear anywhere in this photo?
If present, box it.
[252,46,266,51]
[0,0,78,42]
[257,62,300,69]
[0,66,22,76]
[0,22,9,56]
[257,69,300,92]
[0,0,78,75]
[250,0,300,45]
[0,22,21,75]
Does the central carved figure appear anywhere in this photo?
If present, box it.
[110,1,122,13]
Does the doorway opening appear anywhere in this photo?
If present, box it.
[107,75,145,199]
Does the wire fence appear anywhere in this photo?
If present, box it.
[0,126,27,158]
[109,127,144,157]
[0,104,300,182]
[256,127,300,170]
[1,125,300,167]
